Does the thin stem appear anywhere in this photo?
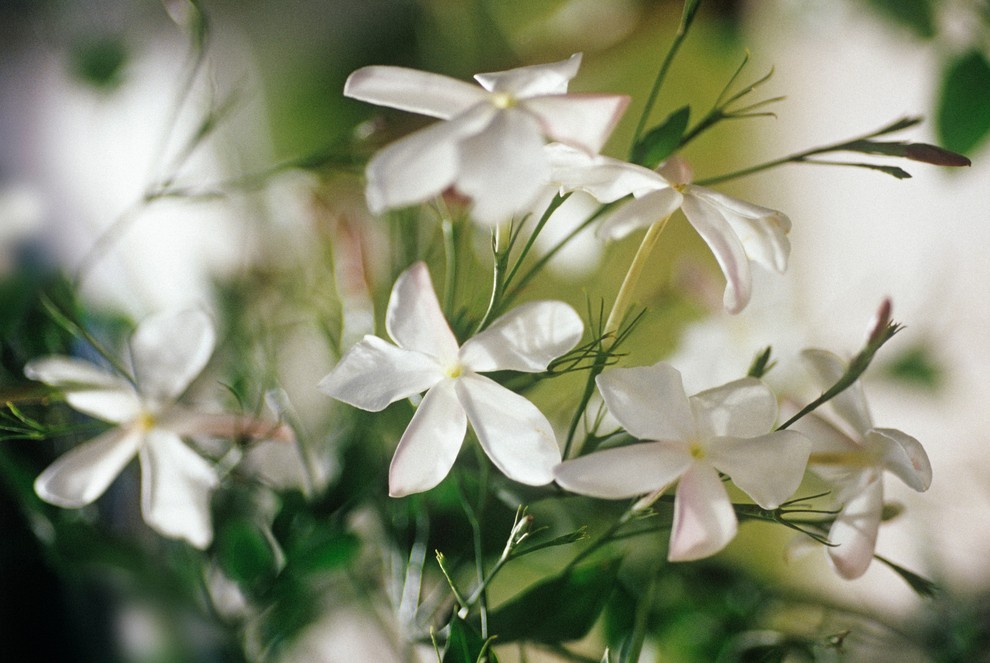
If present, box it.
[602,214,672,342]
[474,225,508,333]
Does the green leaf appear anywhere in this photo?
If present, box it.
[875,554,939,599]
[937,51,990,154]
[485,558,621,643]
[867,0,936,39]
[215,517,278,586]
[631,106,690,168]
[286,529,359,576]
[442,617,499,663]
[70,37,128,90]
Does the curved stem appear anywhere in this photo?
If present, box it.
[602,214,672,343]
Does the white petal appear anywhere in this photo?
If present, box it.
[553,441,692,499]
[596,188,684,241]
[690,377,777,439]
[688,187,791,274]
[827,479,882,579]
[869,428,932,492]
[668,462,738,561]
[162,408,294,443]
[595,363,695,441]
[34,426,142,507]
[388,380,466,497]
[455,108,548,225]
[24,356,141,422]
[459,301,582,373]
[130,309,215,406]
[385,262,460,363]
[474,53,582,96]
[801,349,873,434]
[456,374,561,485]
[318,335,443,412]
[524,94,630,154]
[708,431,811,509]
[344,66,488,119]
[792,413,865,488]
[139,429,219,549]
[681,193,751,314]
[548,143,670,203]
[364,104,495,213]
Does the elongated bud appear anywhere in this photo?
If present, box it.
[903,143,971,167]
[866,298,893,345]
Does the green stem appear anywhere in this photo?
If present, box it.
[602,214,671,341]
[474,226,509,333]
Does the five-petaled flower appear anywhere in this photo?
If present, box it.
[25,309,291,549]
[344,53,629,225]
[319,261,583,497]
[554,362,810,561]
[549,148,791,313]
[793,349,932,579]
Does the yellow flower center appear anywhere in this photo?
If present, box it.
[445,362,464,379]
[491,92,516,109]
[689,440,705,460]
[137,411,156,431]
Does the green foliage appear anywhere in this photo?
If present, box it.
[884,344,943,390]
[70,37,128,90]
[632,106,690,168]
[484,558,621,643]
[442,617,499,663]
[215,517,279,588]
[867,0,936,39]
[937,51,990,154]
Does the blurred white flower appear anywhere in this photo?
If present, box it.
[319,261,582,496]
[554,362,809,561]
[345,54,629,225]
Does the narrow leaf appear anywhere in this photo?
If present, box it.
[442,617,499,663]
[631,106,690,168]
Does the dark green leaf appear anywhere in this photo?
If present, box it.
[442,617,499,663]
[867,0,936,39]
[485,558,621,643]
[937,51,990,154]
[286,529,359,575]
[215,517,278,586]
[70,37,128,90]
[884,344,943,390]
[632,106,690,168]
[875,555,938,598]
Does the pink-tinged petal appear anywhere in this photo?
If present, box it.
[691,377,777,439]
[668,463,738,561]
[130,309,215,406]
[388,380,466,497]
[707,431,810,509]
[385,262,460,363]
[827,479,882,579]
[318,336,443,412]
[24,356,141,423]
[161,408,294,443]
[364,104,496,214]
[474,53,582,96]
[868,428,932,492]
[792,413,865,488]
[595,363,695,441]
[524,94,630,153]
[596,188,684,241]
[553,441,692,499]
[455,108,548,225]
[344,66,488,119]
[547,143,670,203]
[658,156,693,186]
[681,193,751,314]
[456,374,561,486]
[801,349,873,435]
[34,426,142,508]
[688,186,791,273]
[459,301,582,373]
[139,429,219,549]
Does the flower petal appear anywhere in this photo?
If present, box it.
[547,143,668,203]
[869,427,932,492]
[668,462,738,561]
[24,356,141,422]
[801,349,873,434]
[688,186,791,272]
[364,104,495,214]
[596,363,695,441]
[474,53,582,96]
[596,188,684,241]
[524,94,630,154]
[553,441,692,499]
[708,431,810,509]
[455,108,548,225]
[130,309,215,406]
[681,192,752,314]
[793,413,865,491]
[385,262,460,363]
[162,408,294,443]
[34,426,142,507]
[318,335,443,412]
[456,374,561,486]
[344,66,488,119]
[691,377,777,439]
[459,301,582,373]
[827,478,882,579]
[388,380,466,497]
[139,429,219,549]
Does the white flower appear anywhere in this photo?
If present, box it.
[319,262,583,497]
[344,54,629,225]
[25,309,289,549]
[549,148,791,313]
[793,349,932,579]
[554,362,810,561]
